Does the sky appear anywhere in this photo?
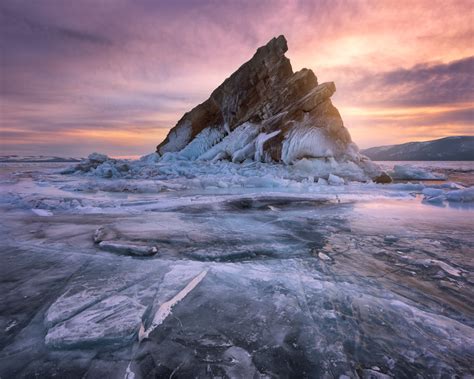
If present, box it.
[1,0,473,157]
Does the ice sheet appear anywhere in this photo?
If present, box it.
[0,160,473,377]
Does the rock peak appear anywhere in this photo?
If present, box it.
[156,35,368,172]
[256,35,288,57]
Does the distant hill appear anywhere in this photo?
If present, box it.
[361,136,474,161]
[0,155,82,163]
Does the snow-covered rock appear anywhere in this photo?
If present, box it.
[58,36,408,184]
[154,35,384,182]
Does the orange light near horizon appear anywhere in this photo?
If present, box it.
[341,103,473,119]
[63,128,170,146]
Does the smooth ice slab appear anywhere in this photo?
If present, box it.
[45,295,146,349]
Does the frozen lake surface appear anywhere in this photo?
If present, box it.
[0,160,473,378]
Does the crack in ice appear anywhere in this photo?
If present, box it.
[139,269,208,341]
[123,269,209,378]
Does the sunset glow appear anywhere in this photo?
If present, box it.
[1,0,472,157]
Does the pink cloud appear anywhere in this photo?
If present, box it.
[1,0,472,155]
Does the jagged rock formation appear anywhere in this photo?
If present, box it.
[156,35,359,165]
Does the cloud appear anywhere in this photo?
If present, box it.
[1,7,113,46]
[0,0,473,155]
[338,56,474,108]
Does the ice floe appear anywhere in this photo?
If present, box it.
[45,294,147,348]
[390,164,446,180]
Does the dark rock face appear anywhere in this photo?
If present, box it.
[156,35,354,163]
[373,172,393,184]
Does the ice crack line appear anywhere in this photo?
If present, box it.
[124,269,209,379]
[139,269,209,341]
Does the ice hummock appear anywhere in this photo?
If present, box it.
[59,149,473,205]
[138,114,382,182]
[390,164,447,180]
[3,152,470,217]
[65,120,382,185]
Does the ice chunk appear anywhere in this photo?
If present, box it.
[87,152,109,164]
[139,152,160,164]
[93,162,120,178]
[98,241,158,256]
[328,174,345,186]
[232,141,256,163]
[292,158,369,182]
[254,130,281,162]
[81,180,163,193]
[422,188,445,203]
[159,120,192,154]
[445,186,474,202]
[429,260,462,277]
[281,120,338,164]
[420,186,474,205]
[62,152,112,174]
[422,188,444,197]
[389,182,425,191]
[93,226,116,244]
[361,369,392,379]
[318,252,331,261]
[198,122,260,161]
[45,288,116,327]
[45,295,146,348]
[31,209,53,217]
[317,178,328,185]
[391,165,446,180]
[177,126,226,160]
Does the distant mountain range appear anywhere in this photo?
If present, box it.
[0,155,81,163]
[361,136,474,161]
